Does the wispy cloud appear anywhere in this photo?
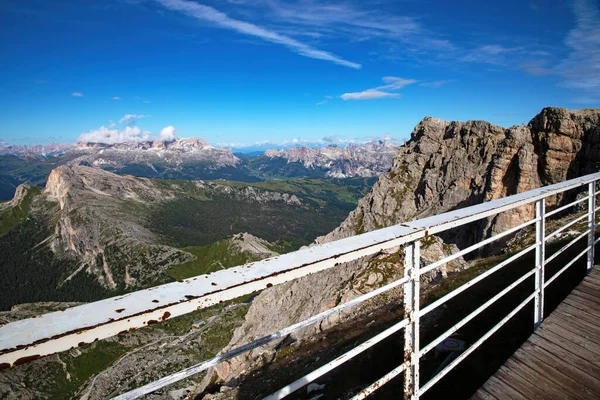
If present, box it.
[461,45,521,65]
[341,90,400,101]
[515,60,553,76]
[420,80,454,88]
[119,114,150,125]
[72,92,84,97]
[153,0,361,69]
[341,76,417,101]
[263,0,419,40]
[111,96,121,100]
[316,100,328,105]
[557,0,600,100]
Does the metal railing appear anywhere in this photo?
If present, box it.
[1,172,599,399]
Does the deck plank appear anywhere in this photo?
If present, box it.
[519,342,600,396]
[472,269,600,399]
[512,349,599,399]
[479,375,525,400]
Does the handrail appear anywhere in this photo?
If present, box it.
[1,171,599,400]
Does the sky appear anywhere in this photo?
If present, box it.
[0,0,599,147]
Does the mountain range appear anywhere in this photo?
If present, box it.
[0,139,397,200]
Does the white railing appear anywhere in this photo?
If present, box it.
[1,172,599,399]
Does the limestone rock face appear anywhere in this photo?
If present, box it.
[321,107,600,246]
[208,107,600,388]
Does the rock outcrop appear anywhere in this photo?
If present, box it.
[321,107,600,247]
[208,107,600,389]
[45,165,192,289]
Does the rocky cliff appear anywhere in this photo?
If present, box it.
[320,107,600,247]
[44,165,192,289]
[208,107,600,389]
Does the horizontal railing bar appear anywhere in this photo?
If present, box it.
[264,319,409,400]
[420,243,537,317]
[595,236,600,245]
[544,229,589,266]
[546,213,588,240]
[419,218,537,277]
[111,275,411,399]
[0,224,424,366]
[350,362,409,400]
[546,196,589,218]
[418,292,537,395]
[420,268,536,357]
[544,246,589,288]
[404,173,600,236]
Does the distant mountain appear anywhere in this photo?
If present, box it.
[261,140,397,178]
[243,140,398,179]
[0,142,74,158]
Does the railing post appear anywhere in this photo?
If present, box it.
[588,181,596,273]
[403,240,420,400]
[534,198,545,329]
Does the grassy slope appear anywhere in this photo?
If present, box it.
[165,240,264,280]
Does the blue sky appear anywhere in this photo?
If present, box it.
[1,0,599,146]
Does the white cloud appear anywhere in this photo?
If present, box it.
[119,114,150,124]
[111,96,121,100]
[153,0,360,69]
[78,125,151,144]
[143,100,151,104]
[316,100,328,105]
[72,92,84,97]
[160,125,177,141]
[340,76,417,101]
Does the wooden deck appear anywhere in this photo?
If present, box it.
[472,268,600,400]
